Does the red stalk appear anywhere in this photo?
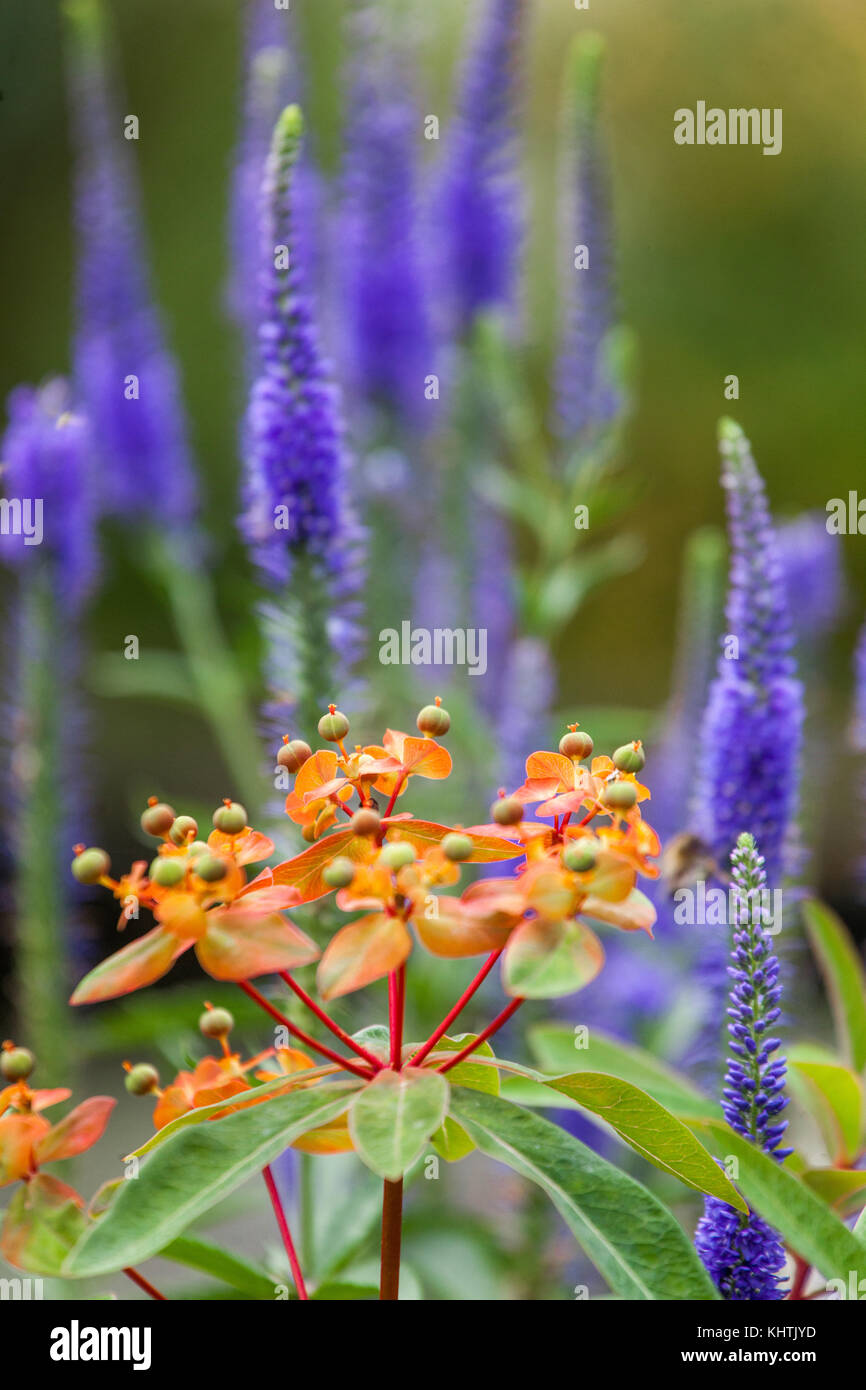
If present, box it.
[123,1266,166,1300]
[379,1178,403,1300]
[388,963,406,1069]
[237,981,373,1081]
[408,950,503,1067]
[435,996,525,1073]
[278,970,383,1068]
[263,1164,309,1300]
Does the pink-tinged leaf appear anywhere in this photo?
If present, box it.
[197,913,319,981]
[414,898,515,958]
[36,1097,116,1164]
[302,775,351,803]
[503,918,605,999]
[70,927,193,1005]
[585,849,635,902]
[208,828,275,865]
[236,883,302,910]
[582,888,656,936]
[525,751,576,788]
[0,1113,50,1186]
[464,822,524,840]
[535,786,595,818]
[0,1172,86,1274]
[272,830,374,903]
[317,913,412,1000]
[395,736,452,779]
[390,820,523,862]
[30,1089,72,1113]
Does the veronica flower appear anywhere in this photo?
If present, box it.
[241,105,364,736]
[496,636,555,793]
[694,833,790,1300]
[66,0,196,525]
[852,621,866,898]
[437,0,526,334]
[777,511,845,653]
[553,34,621,445]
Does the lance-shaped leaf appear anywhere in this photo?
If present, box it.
[788,1056,864,1165]
[426,1035,499,1163]
[70,926,192,1004]
[317,913,412,1000]
[1,1173,87,1275]
[449,1089,719,1300]
[543,1072,747,1213]
[160,1235,277,1299]
[503,917,604,998]
[581,887,655,935]
[803,900,866,1073]
[35,1097,116,1164]
[349,1068,449,1180]
[196,911,319,981]
[63,1081,360,1277]
[413,895,516,958]
[801,1167,866,1213]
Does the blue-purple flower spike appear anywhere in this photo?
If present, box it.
[242,105,364,732]
[437,0,526,333]
[695,420,804,888]
[554,34,621,445]
[66,0,196,525]
[694,832,790,1300]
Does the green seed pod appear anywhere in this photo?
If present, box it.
[194,854,229,883]
[71,847,111,884]
[351,807,381,837]
[199,1007,234,1039]
[169,815,198,846]
[559,729,593,760]
[602,780,638,811]
[317,708,350,742]
[441,832,473,862]
[323,857,357,888]
[149,857,186,888]
[125,1062,160,1096]
[186,840,210,860]
[561,838,597,873]
[278,738,313,773]
[212,802,247,835]
[140,802,176,837]
[492,796,523,826]
[613,741,646,774]
[0,1047,34,1082]
[378,842,415,870]
[416,702,451,737]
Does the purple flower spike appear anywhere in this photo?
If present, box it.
[67,0,197,525]
[694,833,790,1300]
[437,0,526,333]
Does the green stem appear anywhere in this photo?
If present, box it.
[298,1151,315,1277]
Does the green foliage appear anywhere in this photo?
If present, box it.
[803,900,866,1073]
[348,1069,449,1181]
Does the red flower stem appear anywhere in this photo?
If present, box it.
[408,950,503,1067]
[789,1255,811,1300]
[237,981,373,1081]
[388,963,406,1069]
[435,996,525,1073]
[263,1164,309,1300]
[379,772,408,838]
[122,1266,166,1301]
[278,971,383,1068]
[379,1177,404,1300]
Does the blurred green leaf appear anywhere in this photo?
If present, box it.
[803,900,866,1073]
[160,1235,275,1299]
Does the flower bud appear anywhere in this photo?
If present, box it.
[602,780,638,811]
[613,741,646,774]
[194,854,229,883]
[561,839,597,873]
[323,857,356,888]
[351,807,381,837]
[141,800,176,837]
[441,832,473,862]
[186,841,210,860]
[416,699,450,737]
[379,842,415,870]
[1,1046,34,1082]
[559,728,593,760]
[199,1006,234,1039]
[278,737,313,773]
[491,795,523,826]
[317,706,350,742]
[212,801,247,835]
[169,815,198,846]
[124,1062,159,1096]
[71,847,111,884]
[149,857,186,888]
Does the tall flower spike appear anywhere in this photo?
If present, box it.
[694,833,790,1300]
[553,34,622,445]
[852,620,866,900]
[340,2,434,433]
[242,105,365,733]
[65,0,196,524]
[437,0,526,334]
[777,511,845,653]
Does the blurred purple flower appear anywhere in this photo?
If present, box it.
[777,511,845,649]
[472,501,516,719]
[67,3,196,524]
[437,0,525,333]
[497,636,555,792]
[854,620,866,754]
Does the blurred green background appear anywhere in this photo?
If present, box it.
[1,0,865,870]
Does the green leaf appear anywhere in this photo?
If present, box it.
[544,1072,748,1213]
[0,1174,87,1275]
[801,1168,866,1213]
[789,1057,864,1164]
[702,1121,866,1284]
[528,1021,717,1120]
[426,1035,498,1163]
[803,900,866,1073]
[349,1068,449,1181]
[449,1089,719,1300]
[503,918,604,999]
[63,1082,358,1277]
[160,1235,276,1299]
